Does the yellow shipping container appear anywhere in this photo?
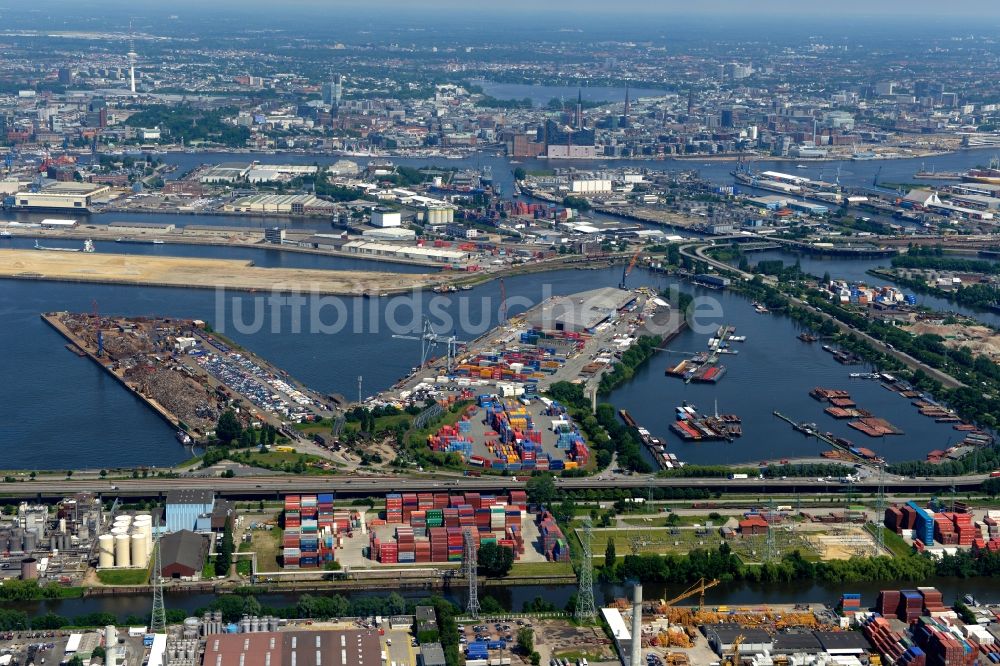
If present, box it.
[564,461,578,470]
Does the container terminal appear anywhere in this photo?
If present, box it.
[42,311,336,442]
[371,286,687,473]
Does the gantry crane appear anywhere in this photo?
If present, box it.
[619,247,643,290]
[391,317,468,372]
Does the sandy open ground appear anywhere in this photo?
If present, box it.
[0,248,446,295]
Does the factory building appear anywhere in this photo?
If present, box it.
[202,630,381,666]
[159,530,208,579]
[165,490,215,533]
[15,183,110,211]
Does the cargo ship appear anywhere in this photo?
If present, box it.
[962,167,1000,185]
[671,402,742,442]
[34,239,95,253]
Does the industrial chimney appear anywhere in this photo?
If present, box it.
[631,583,642,666]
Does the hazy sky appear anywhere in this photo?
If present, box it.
[18,0,1000,18]
[176,0,999,17]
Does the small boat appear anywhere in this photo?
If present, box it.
[0,230,10,238]
[151,239,165,244]
[83,239,95,253]
[175,430,192,445]
[460,285,473,291]
[796,164,808,169]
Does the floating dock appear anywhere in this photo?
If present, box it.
[809,387,901,436]
[620,409,685,469]
[664,325,737,383]
[671,403,742,442]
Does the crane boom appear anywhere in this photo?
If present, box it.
[660,576,719,609]
[619,247,643,290]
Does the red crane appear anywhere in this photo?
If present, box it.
[619,247,643,290]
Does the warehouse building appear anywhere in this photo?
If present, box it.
[202,630,382,666]
[528,287,637,333]
[224,194,337,215]
[371,209,402,228]
[340,240,468,264]
[15,183,110,211]
[159,529,207,579]
[704,624,773,656]
[165,490,215,533]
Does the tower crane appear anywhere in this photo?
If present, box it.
[660,576,720,612]
[619,247,643,290]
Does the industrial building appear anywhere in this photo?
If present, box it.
[201,630,382,666]
[159,529,207,579]
[223,194,337,215]
[418,643,446,666]
[165,490,215,533]
[527,287,637,333]
[340,240,469,264]
[15,182,111,211]
[371,209,402,227]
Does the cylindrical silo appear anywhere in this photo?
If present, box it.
[20,558,38,580]
[105,625,116,646]
[130,532,148,567]
[110,525,129,537]
[23,531,37,553]
[58,518,67,534]
[98,534,115,568]
[114,534,131,568]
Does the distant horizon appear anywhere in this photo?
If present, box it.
[3,0,1000,21]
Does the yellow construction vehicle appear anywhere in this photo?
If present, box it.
[655,577,720,627]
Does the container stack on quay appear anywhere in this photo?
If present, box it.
[840,593,862,618]
[369,491,527,564]
[281,495,360,569]
[538,510,570,562]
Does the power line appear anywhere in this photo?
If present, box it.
[575,519,596,623]
[150,515,166,633]
[463,528,479,619]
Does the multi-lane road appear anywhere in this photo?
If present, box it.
[1,471,989,501]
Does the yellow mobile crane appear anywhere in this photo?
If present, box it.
[723,634,745,666]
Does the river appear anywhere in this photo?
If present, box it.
[9,577,1000,621]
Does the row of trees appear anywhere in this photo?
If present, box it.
[611,543,937,585]
[597,335,664,395]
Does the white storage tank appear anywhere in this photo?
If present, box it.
[114,534,131,568]
[130,532,148,567]
[98,534,115,568]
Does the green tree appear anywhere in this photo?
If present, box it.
[517,627,534,655]
[477,543,514,577]
[216,410,242,445]
[513,167,526,181]
[525,474,557,508]
[216,517,234,577]
[604,540,617,570]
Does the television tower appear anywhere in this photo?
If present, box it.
[127,22,138,94]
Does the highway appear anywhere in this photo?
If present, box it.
[0,471,989,501]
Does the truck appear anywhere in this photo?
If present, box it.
[729,473,749,480]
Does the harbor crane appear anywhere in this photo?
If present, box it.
[391,317,468,373]
[619,247,643,290]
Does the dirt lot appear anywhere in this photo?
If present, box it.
[911,321,1000,360]
[0,248,444,295]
